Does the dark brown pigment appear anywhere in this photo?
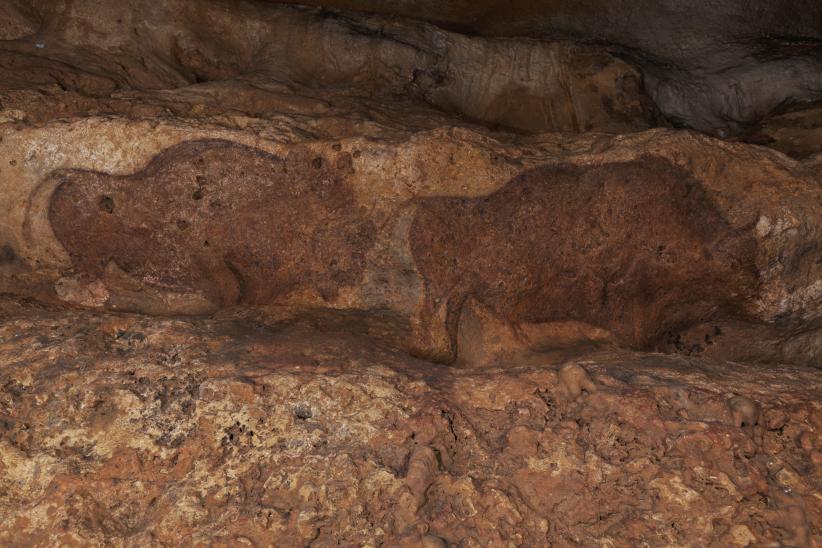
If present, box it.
[411,157,759,350]
[49,140,376,307]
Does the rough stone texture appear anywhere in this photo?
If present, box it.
[0,0,659,134]
[0,2,38,41]
[3,121,821,364]
[5,0,822,134]
[744,101,822,160]
[0,300,819,546]
[0,1,821,546]
[274,0,822,134]
[49,140,376,311]
[410,157,759,350]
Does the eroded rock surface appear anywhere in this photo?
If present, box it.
[0,1,821,545]
[4,125,820,364]
[0,0,659,135]
[0,300,819,546]
[275,0,822,134]
[744,100,822,160]
[49,140,374,311]
[411,157,758,349]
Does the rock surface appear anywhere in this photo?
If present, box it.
[0,1,821,546]
[3,120,821,364]
[0,0,659,134]
[0,299,819,546]
[274,0,822,134]
[744,101,822,160]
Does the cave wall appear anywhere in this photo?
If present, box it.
[0,1,821,546]
[273,0,822,133]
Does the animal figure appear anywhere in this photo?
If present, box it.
[48,140,375,309]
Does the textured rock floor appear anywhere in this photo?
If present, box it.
[0,298,819,546]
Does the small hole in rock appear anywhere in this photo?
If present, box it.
[98,196,115,214]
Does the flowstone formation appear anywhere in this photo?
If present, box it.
[0,0,820,546]
[1,301,820,546]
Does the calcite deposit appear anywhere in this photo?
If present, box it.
[0,0,820,546]
[0,299,820,546]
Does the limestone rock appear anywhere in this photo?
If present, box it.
[0,0,659,134]
[0,1,820,546]
[2,121,820,364]
[0,300,817,546]
[274,0,822,133]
